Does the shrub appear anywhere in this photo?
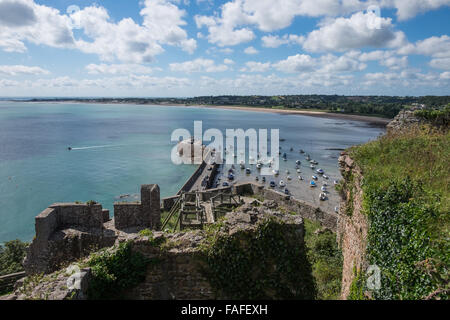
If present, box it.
[87,241,150,299]
[201,218,316,300]
[0,240,28,276]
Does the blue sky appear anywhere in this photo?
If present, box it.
[0,0,449,97]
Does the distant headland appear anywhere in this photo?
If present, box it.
[15,95,449,126]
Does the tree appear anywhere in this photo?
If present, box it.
[0,240,29,276]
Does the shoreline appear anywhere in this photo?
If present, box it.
[194,104,391,126]
[7,99,391,126]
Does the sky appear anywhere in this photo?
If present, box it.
[0,0,449,97]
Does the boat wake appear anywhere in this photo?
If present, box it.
[69,144,125,151]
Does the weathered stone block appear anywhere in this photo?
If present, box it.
[141,184,161,230]
[35,208,58,242]
[102,209,110,222]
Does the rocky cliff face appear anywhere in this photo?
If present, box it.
[336,153,369,299]
[386,106,430,134]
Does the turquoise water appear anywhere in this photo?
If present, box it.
[0,102,384,243]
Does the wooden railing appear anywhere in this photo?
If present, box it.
[0,271,25,294]
[161,196,181,231]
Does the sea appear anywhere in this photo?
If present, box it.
[0,101,384,243]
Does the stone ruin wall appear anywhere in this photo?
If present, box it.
[386,106,447,134]
[23,184,161,275]
[7,204,305,300]
[114,184,161,231]
[336,152,369,299]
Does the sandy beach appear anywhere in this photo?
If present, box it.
[193,104,391,126]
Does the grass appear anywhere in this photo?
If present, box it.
[348,127,449,299]
[160,210,178,232]
[303,218,343,300]
[349,128,449,217]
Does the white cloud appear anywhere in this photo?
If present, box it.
[273,54,316,73]
[223,58,235,65]
[85,64,155,75]
[380,55,408,69]
[398,35,450,58]
[302,11,407,52]
[0,79,20,87]
[0,0,196,63]
[440,71,450,79]
[240,61,271,72]
[430,58,450,70]
[194,0,449,48]
[261,34,305,48]
[0,64,50,75]
[0,0,75,53]
[362,68,450,89]
[194,1,255,47]
[169,58,229,73]
[272,52,367,74]
[382,0,450,21]
[140,0,197,54]
[244,46,258,54]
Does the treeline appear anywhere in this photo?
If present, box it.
[28,95,450,119]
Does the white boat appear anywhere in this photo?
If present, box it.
[273,169,279,176]
[334,180,339,185]
[334,206,339,213]
[286,170,290,174]
[312,175,318,180]
[319,193,327,201]
[297,169,301,173]
[310,160,318,165]
[240,161,245,169]
[316,168,324,175]
[279,180,286,187]
[246,168,251,174]
[321,186,327,192]
[287,176,292,180]
[256,163,262,169]
[310,164,316,169]
[298,176,304,180]
[323,175,329,180]
[323,182,328,187]
[296,160,301,165]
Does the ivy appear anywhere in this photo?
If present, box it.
[365,178,449,300]
[87,241,150,300]
[200,217,316,300]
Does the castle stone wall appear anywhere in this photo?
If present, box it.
[113,184,161,231]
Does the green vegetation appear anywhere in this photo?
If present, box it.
[348,267,367,300]
[138,229,153,237]
[160,210,178,232]
[200,217,316,299]
[303,219,343,300]
[348,128,449,300]
[87,241,150,300]
[414,104,450,127]
[30,95,450,119]
[0,240,28,276]
[138,229,167,247]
